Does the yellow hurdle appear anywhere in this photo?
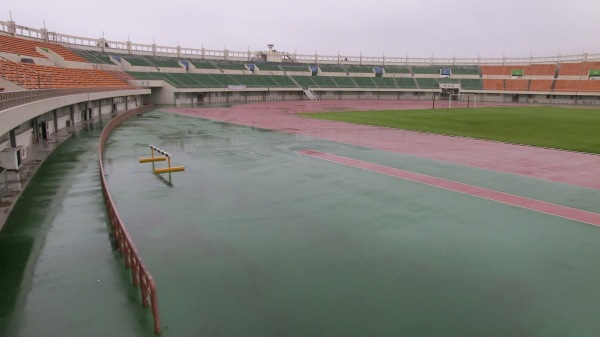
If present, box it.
[139,157,167,163]
[139,145,185,175]
[154,166,186,174]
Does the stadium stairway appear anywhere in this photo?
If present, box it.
[303,89,318,100]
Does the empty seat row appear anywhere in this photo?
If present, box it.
[0,35,87,62]
[0,60,130,89]
[482,64,557,76]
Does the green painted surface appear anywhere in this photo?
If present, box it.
[512,69,524,76]
[0,121,153,336]
[100,110,600,337]
[3,108,600,336]
[301,106,600,154]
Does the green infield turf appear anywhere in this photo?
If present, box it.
[300,106,600,154]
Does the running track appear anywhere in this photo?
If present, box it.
[168,100,600,190]
[298,149,600,227]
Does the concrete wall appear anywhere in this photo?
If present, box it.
[0,88,149,137]
[0,90,149,158]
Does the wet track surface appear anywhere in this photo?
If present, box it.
[104,109,600,337]
[2,105,600,337]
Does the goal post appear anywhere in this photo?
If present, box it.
[449,94,477,109]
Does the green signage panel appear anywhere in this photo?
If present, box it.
[589,69,600,77]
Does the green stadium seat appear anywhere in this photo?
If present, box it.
[281,64,310,72]
[70,49,114,64]
[312,76,338,87]
[347,66,374,73]
[450,66,480,75]
[412,66,439,74]
[371,77,398,88]
[459,79,483,90]
[214,62,246,70]
[416,78,437,89]
[353,77,378,88]
[291,76,318,88]
[393,77,418,89]
[318,65,347,73]
[189,60,218,69]
[254,63,282,71]
[331,77,357,88]
[383,66,411,74]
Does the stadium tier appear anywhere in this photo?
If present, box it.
[529,79,554,92]
[1,20,600,102]
[482,64,557,76]
[413,66,440,74]
[0,34,87,62]
[280,64,310,72]
[317,64,348,73]
[71,49,114,64]
[253,63,282,71]
[347,65,374,73]
[449,66,480,75]
[122,55,182,68]
[459,79,483,90]
[383,66,411,74]
[188,60,219,69]
[558,61,600,76]
[0,59,130,89]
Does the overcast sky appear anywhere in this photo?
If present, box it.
[6,0,600,59]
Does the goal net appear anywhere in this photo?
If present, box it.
[448,94,477,109]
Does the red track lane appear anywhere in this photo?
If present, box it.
[168,100,600,190]
[298,149,600,227]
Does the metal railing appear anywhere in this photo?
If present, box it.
[98,104,161,334]
[0,87,135,112]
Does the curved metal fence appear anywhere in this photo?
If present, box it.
[98,104,161,334]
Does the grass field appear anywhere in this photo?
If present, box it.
[300,106,600,154]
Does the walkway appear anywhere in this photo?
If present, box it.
[0,117,153,336]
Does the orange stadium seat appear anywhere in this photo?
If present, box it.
[523,64,556,76]
[0,35,88,62]
[0,60,130,89]
[505,79,529,91]
[481,65,512,76]
[482,64,556,76]
[555,80,581,92]
[483,79,504,90]
[529,80,553,91]
[578,80,600,92]
[558,62,600,76]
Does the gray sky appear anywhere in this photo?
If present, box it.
[7,0,600,59]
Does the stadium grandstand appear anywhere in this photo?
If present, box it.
[2,19,600,113]
[2,18,600,336]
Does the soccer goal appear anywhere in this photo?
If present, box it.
[448,94,477,109]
